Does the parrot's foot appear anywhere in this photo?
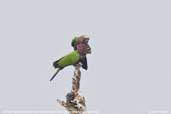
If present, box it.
[75,64,81,69]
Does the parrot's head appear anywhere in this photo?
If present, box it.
[71,35,91,54]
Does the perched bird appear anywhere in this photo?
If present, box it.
[50,40,91,81]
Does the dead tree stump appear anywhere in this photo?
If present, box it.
[57,65,88,114]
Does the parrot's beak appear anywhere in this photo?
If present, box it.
[85,38,91,54]
[87,46,91,54]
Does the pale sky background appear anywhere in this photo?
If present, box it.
[0,0,171,114]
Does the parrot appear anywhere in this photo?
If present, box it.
[50,38,91,81]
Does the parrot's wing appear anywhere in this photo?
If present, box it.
[81,57,88,70]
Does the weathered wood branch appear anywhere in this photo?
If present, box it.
[57,65,88,114]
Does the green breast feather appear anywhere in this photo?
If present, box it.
[57,51,80,68]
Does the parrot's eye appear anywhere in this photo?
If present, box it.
[84,38,89,44]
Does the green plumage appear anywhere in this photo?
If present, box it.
[50,51,80,81]
[53,51,80,69]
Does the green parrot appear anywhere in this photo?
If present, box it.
[50,36,91,81]
[50,51,80,81]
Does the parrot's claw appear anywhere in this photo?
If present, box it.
[75,64,81,69]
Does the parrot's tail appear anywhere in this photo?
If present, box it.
[50,68,61,81]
